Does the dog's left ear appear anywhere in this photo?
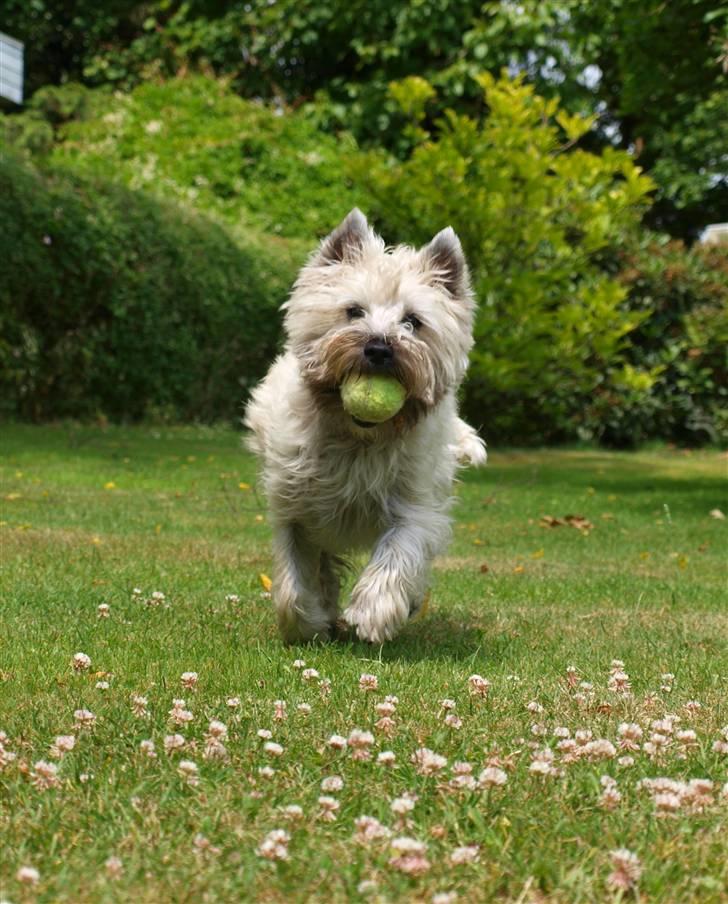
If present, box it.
[314,208,370,265]
[420,227,469,297]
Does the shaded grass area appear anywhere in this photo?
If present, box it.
[0,424,726,903]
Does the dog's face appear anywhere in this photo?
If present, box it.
[283,209,476,428]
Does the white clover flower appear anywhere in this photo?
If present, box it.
[281,804,304,821]
[207,720,228,740]
[49,735,75,759]
[390,796,416,816]
[72,652,91,671]
[31,760,61,791]
[359,673,378,691]
[318,795,340,821]
[178,760,199,787]
[450,845,480,865]
[164,734,185,753]
[16,865,40,885]
[321,775,344,792]
[354,815,391,844]
[257,829,290,861]
[478,767,508,788]
[105,856,123,879]
[74,709,96,729]
[411,747,447,775]
[607,849,642,890]
[467,674,490,697]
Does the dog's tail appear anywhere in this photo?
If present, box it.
[451,417,487,467]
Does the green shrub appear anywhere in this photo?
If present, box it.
[580,237,728,446]
[42,77,367,243]
[0,151,296,422]
[356,73,655,443]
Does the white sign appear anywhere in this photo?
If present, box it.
[701,223,728,245]
[0,32,24,104]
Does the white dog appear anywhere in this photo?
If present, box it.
[245,209,486,644]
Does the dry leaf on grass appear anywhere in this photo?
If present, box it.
[539,514,594,532]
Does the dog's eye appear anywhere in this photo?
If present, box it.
[346,305,365,320]
[402,313,423,331]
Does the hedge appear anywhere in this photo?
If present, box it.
[0,151,296,422]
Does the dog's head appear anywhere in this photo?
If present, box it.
[283,209,475,430]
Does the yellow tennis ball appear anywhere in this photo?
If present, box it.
[341,374,406,423]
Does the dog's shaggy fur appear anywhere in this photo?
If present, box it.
[245,209,486,644]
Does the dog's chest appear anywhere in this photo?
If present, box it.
[294,441,407,549]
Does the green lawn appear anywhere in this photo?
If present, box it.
[0,424,726,903]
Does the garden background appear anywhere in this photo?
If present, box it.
[1,5,728,902]
[1,0,726,447]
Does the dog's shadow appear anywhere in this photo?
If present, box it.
[337,612,515,667]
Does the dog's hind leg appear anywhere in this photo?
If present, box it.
[319,552,344,625]
[272,524,332,643]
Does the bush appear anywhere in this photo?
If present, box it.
[356,74,654,444]
[0,151,296,422]
[580,237,728,446]
[40,77,367,243]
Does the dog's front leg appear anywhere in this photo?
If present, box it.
[272,524,332,643]
[342,512,447,643]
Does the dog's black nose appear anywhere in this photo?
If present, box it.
[363,338,394,368]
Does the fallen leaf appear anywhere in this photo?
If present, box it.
[239,482,251,490]
[479,564,490,574]
[709,508,725,520]
[259,573,272,592]
[564,514,594,532]
[539,515,565,528]
[540,514,594,532]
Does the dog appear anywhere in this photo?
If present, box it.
[245,209,486,644]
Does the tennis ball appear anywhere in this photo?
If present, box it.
[341,374,406,423]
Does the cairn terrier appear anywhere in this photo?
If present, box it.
[245,209,486,644]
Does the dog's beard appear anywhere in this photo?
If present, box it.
[298,325,443,428]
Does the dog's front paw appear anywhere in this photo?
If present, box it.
[451,418,487,467]
[341,591,409,644]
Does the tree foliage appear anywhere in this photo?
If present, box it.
[355,74,655,442]
[5,1,725,236]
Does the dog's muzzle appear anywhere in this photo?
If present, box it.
[363,338,394,372]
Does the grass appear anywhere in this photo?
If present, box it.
[0,423,726,903]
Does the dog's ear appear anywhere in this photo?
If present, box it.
[315,208,370,265]
[420,227,469,296]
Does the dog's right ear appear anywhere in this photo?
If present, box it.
[314,208,370,265]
